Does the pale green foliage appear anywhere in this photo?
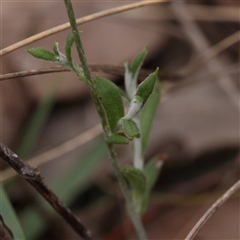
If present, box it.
[26,48,56,62]
[141,81,161,154]
[105,135,129,144]
[26,32,85,80]
[123,48,161,214]
[94,76,125,134]
[0,185,26,239]
[122,119,140,138]
[128,48,148,78]
[142,158,162,213]
[65,32,75,68]
[26,33,161,219]
[135,68,159,105]
[125,48,148,99]
[122,166,146,214]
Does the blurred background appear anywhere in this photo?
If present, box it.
[1,0,239,239]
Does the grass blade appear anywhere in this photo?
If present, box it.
[0,185,26,239]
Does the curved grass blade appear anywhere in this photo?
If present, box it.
[16,80,59,160]
[141,157,162,214]
[0,185,26,239]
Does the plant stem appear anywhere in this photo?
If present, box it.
[63,0,148,239]
[63,0,92,84]
[133,117,144,170]
[108,146,148,240]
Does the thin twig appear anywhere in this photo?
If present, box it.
[166,63,240,96]
[185,179,240,240]
[184,30,240,75]
[0,123,102,183]
[124,4,240,23]
[0,143,96,240]
[171,1,239,109]
[0,65,181,82]
[0,0,169,56]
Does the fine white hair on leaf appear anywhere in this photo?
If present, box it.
[122,96,143,120]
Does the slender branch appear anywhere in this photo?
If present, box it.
[184,30,240,75]
[0,67,68,81]
[185,179,240,240]
[0,0,169,57]
[124,4,240,23]
[0,65,181,82]
[171,1,239,109]
[0,143,96,240]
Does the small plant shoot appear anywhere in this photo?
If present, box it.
[27,21,161,239]
[27,32,85,81]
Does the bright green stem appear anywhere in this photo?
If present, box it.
[63,0,148,239]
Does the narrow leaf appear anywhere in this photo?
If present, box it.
[140,80,161,154]
[141,157,163,214]
[26,48,56,62]
[94,77,124,134]
[122,96,143,120]
[0,185,26,239]
[105,135,129,144]
[129,47,148,78]
[65,32,75,68]
[53,40,60,56]
[135,68,159,106]
[122,119,140,138]
[124,47,148,99]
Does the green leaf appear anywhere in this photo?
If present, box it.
[124,48,148,99]
[141,157,162,214]
[129,47,148,78]
[65,32,75,69]
[122,166,146,213]
[123,68,158,121]
[135,68,158,106]
[26,48,56,62]
[105,135,129,144]
[140,80,161,154]
[0,185,26,239]
[64,32,85,79]
[122,119,140,138]
[94,77,124,134]
[53,40,60,56]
